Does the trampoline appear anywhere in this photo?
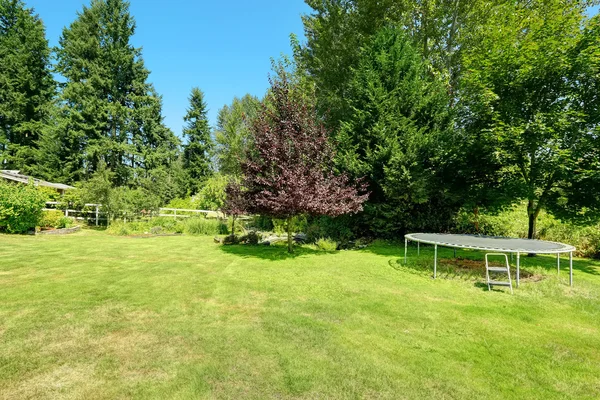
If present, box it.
[404,233,576,287]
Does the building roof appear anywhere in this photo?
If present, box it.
[0,170,75,191]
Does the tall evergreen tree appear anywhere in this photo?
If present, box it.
[50,0,179,185]
[336,26,454,237]
[0,0,54,173]
[182,87,213,194]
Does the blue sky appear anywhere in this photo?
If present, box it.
[25,0,311,136]
[23,1,600,138]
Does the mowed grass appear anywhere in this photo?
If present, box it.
[1,230,599,399]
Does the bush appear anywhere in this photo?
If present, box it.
[0,182,46,233]
[240,231,261,245]
[184,217,226,236]
[194,175,228,210]
[58,217,74,229]
[166,197,197,210]
[315,237,338,252]
[223,234,240,245]
[252,215,274,231]
[454,203,600,258]
[39,210,64,229]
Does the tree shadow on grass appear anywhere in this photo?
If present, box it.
[218,243,329,261]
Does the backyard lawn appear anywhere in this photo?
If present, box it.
[1,230,599,399]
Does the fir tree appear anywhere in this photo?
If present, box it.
[0,0,54,173]
[50,0,179,186]
[182,87,213,194]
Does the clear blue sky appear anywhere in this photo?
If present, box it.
[22,1,600,138]
[24,0,311,137]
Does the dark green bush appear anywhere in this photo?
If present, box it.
[223,234,240,245]
[0,182,46,233]
[240,231,261,245]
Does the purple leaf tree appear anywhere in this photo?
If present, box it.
[228,74,368,253]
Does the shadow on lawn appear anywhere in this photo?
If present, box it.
[218,243,328,261]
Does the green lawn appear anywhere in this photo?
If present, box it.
[1,230,599,399]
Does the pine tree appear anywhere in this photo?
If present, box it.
[0,0,54,173]
[182,87,213,194]
[51,0,179,186]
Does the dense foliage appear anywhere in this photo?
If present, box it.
[0,181,46,233]
[214,94,261,176]
[459,0,600,238]
[43,0,180,189]
[232,75,367,252]
[0,0,54,173]
[182,87,213,194]
[0,0,599,251]
[296,0,600,239]
[336,26,455,237]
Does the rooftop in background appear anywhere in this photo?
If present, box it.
[0,170,74,192]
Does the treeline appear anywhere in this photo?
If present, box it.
[1,0,199,206]
[288,0,600,239]
[2,0,600,240]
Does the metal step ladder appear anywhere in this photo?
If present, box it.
[485,253,513,294]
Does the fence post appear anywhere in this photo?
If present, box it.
[95,205,99,226]
[174,209,177,219]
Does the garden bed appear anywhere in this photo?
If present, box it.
[36,225,81,235]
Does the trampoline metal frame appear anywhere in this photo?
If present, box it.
[404,233,575,287]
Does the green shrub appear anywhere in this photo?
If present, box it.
[252,215,274,231]
[39,210,64,228]
[0,182,46,233]
[57,217,74,229]
[240,231,261,245]
[223,234,240,245]
[195,175,228,210]
[183,217,227,236]
[315,238,338,252]
[455,203,600,258]
[166,197,197,210]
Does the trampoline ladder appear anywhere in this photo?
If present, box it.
[485,253,513,294]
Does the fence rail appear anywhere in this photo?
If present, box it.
[43,202,225,225]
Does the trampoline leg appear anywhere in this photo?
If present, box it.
[404,238,408,265]
[417,242,420,256]
[434,245,438,279]
[453,248,456,258]
[557,253,560,275]
[569,252,573,287]
[516,252,520,288]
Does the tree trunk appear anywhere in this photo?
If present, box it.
[287,216,293,253]
[527,199,536,240]
[231,216,236,236]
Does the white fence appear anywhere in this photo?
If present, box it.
[43,202,224,225]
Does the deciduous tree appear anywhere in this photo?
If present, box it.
[236,75,367,253]
[460,0,600,238]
